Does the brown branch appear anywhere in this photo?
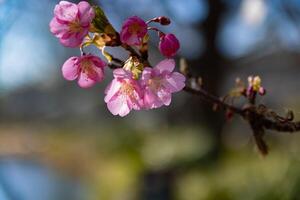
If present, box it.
[183,86,244,115]
[107,63,122,69]
[121,44,141,58]
[121,44,151,67]
[261,118,300,132]
[184,84,300,132]
[183,79,300,154]
[111,57,124,65]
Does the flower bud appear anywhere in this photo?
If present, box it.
[148,16,171,25]
[258,87,266,96]
[159,33,180,57]
[156,16,171,25]
[246,86,253,97]
[226,109,234,121]
[248,76,261,92]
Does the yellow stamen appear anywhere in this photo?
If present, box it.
[120,81,135,98]
[148,77,162,90]
[128,23,140,34]
[248,76,261,91]
[80,59,93,74]
[69,20,82,33]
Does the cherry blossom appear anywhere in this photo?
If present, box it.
[104,69,144,116]
[62,54,106,88]
[120,16,148,46]
[50,1,95,47]
[141,59,185,109]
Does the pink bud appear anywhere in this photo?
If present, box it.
[259,87,266,96]
[226,109,234,121]
[158,16,171,25]
[159,34,180,57]
[246,86,254,97]
[150,16,171,25]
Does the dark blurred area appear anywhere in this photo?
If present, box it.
[1,0,300,199]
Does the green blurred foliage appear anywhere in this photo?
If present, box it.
[1,122,300,200]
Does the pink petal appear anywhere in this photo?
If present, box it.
[75,29,89,40]
[120,28,140,45]
[104,80,122,103]
[54,1,78,22]
[140,67,152,83]
[49,18,69,38]
[62,57,79,81]
[107,96,131,117]
[113,68,132,79]
[78,1,95,25]
[86,66,104,82]
[59,34,83,47]
[125,34,141,46]
[91,56,106,68]
[127,16,147,36]
[129,89,143,110]
[60,31,73,40]
[120,16,147,45]
[144,89,163,109]
[155,59,175,73]
[120,27,130,41]
[165,72,186,92]
[77,71,96,88]
[157,89,172,106]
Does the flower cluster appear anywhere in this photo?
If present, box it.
[104,59,185,116]
[120,16,180,57]
[49,1,185,117]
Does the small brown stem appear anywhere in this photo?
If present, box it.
[121,44,141,58]
[107,63,122,69]
[183,85,244,115]
[111,57,124,65]
[183,79,300,155]
[184,83,300,132]
[147,27,164,37]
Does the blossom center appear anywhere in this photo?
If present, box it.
[120,81,135,97]
[69,19,82,32]
[128,23,141,34]
[148,77,162,91]
[80,59,93,73]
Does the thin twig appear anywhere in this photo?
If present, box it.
[183,85,244,115]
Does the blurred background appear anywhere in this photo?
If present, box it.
[1,0,300,199]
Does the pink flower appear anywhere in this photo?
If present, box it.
[50,1,95,47]
[141,59,185,109]
[62,54,106,88]
[120,16,148,46]
[104,69,144,117]
[159,34,180,57]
